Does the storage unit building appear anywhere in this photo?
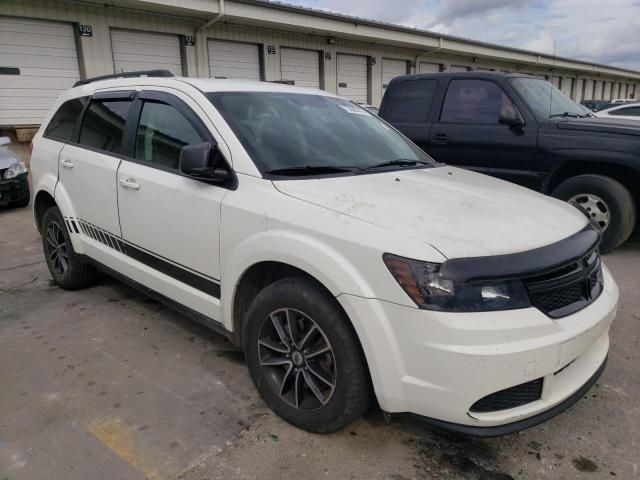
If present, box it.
[0,16,80,126]
[111,29,183,76]
[280,48,321,89]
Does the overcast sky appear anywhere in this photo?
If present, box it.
[282,0,640,71]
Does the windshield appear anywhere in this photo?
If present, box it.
[207,92,433,175]
[509,77,588,119]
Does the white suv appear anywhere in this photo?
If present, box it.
[31,71,618,436]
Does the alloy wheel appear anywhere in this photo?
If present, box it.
[570,193,610,232]
[258,308,336,411]
[46,221,69,276]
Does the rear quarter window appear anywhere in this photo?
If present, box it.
[381,79,438,123]
[43,97,88,142]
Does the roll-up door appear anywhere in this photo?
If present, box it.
[419,62,441,74]
[583,80,594,101]
[450,65,470,72]
[337,53,368,103]
[0,17,80,126]
[280,48,320,89]
[111,29,183,76]
[382,58,407,91]
[604,82,612,100]
[208,40,262,80]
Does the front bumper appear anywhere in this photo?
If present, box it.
[337,263,618,433]
[0,172,29,206]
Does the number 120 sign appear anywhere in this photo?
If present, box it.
[78,25,93,37]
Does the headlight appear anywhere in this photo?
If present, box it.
[4,161,27,179]
[383,253,531,312]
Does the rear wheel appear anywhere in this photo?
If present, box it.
[243,277,371,433]
[41,206,98,289]
[552,174,636,253]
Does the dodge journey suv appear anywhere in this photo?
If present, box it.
[31,71,618,436]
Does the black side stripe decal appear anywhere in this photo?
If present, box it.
[123,243,221,299]
[66,217,220,299]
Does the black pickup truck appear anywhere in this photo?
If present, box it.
[379,72,639,252]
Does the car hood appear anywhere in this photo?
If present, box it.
[556,117,640,136]
[273,166,588,259]
[0,148,19,169]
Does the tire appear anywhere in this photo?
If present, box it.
[41,206,98,290]
[552,174,636,253]
[243,276,371,433]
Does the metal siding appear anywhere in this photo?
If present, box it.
[111,29,182,75]
[208,39,261,80]
[0,16,80,126]
[280,47,320,89]
[450,65,470,72]
[336,53,368,103]
[381,58,407,91]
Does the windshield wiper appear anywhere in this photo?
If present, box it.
[549,112,585,119]
[265,165,361,176]
[360,158,431,171]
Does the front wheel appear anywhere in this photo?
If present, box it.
[552,174,636,253]
[243,277,371,433]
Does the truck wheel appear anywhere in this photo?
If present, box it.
[41,206,98,289]
[552,174,636,253]
[243,276,371,433]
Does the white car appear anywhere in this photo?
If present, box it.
[30,71,618,436]
[595,102,640,121]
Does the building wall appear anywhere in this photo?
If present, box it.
[2,0,640,143]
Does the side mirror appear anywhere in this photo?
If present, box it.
[179,142,229,183]
[498,105,524,128]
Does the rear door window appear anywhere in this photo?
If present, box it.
[440,79,514,124]
[382,79,438,123]
[43,97,88,142]
[78,100,132,154]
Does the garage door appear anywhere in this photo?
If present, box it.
[604,82,612,100]
[561,77,573,97]
[0,17,80,127]
[450,65,470,72]
[208,40,261,80]
[419,62,441,74]
[583,80,594,100]
[337,54,368,103]
[111,29,182,76]
[280,48,320,89]
[381,58,407,91]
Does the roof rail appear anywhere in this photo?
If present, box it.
[73,69,174,87]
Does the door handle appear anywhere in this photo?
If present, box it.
[61,158,74,169]
[432,132,450,144]
[119,178,140,190]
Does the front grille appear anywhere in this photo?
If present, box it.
[524,250,603,318]
[470,378,543,413]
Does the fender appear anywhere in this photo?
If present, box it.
[221,228,377,331]
[540,150,640,193]
[52,180,86,254]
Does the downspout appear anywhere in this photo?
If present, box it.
[195,0,226,77]
[414,37,444,73]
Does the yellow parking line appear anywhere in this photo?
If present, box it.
[89,418,158,479]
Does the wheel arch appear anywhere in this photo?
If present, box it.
[33,189,57,233]
[543,160,640,213]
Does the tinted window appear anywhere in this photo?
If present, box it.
[78,100,132,153]
[441,79,514,124]
[44,97,87,141]
[509,78,586,119]
[382,79,437,123]
[609,106,640,116]
[135,102,204,170]
[208,92,433,173]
